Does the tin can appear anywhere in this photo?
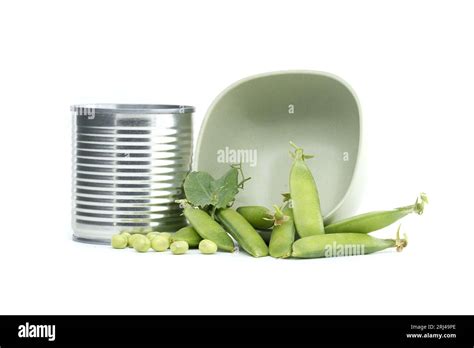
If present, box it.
[71,104,194,243]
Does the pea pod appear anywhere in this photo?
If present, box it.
[269,206,295,259]
[325,193,428,234]
[217,208,269,258]
[236,206,274,230]
[292,226,407,258]
[289,142,324,237]
[182,205,235,252]
[171,226,203,248]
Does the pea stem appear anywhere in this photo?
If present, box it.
[231,163,251,189]
[395,225,408,252]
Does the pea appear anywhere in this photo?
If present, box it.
[170,241,189,255]
[217,208,268,257]
[269,206,295,259]
[147,232,161,241]
[120,232,131,242]
[128,233,142,248]
[111,234,128,249]
[289,142,324,237]
[133,235,151,252]
[151,235,170,252]
[199,239,218,254]
[183,205,235,252]
[292,226,407,258]
[171,226,202,248]
[236,206,274,230]
[159,232,172,241]
[325,193,428,234]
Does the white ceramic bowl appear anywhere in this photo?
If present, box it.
[195,70,365,223]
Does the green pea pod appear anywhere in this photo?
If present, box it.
[325,193,428,234]
[171,226,203,248]
[269,206,295,259]
[183,206,235,252]
[217,208,269,258]
[289,142,324,237]
[292,227,407,258]
[236,206,274,230]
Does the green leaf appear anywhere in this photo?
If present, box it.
[212,168,239,208]
[183,171,217,208]
[183,167,246,210]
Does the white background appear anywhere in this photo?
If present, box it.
[0,0,473,315]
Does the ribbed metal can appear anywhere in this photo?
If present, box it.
[71,104,194,243]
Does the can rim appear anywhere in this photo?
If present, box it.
[71,104,195,114]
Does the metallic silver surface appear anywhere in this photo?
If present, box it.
[72,104,193,243]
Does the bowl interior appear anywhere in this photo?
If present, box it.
[195,71,360,218]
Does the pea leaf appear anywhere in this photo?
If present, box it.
[183,167,242,209]
[212,168,239,208]
[183,171,217,207]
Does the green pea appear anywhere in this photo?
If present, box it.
[289,142,324,237]
[151,235,170,252]
[156,232,172,245]
[133,235,151,252]
[324,193,428,234]
[171,226,202,248]
[120,232,131,241]
[111,234,128,249]
[292,226,407,258]
[199,239,218,254]
[217,208,268,258]
[159,232,172,240]
[183,205,235,252]
[146,232,161,241]
[170,241,189,255]
[128,233,143,248]
[269,206,295,259]
[236,206,274,230]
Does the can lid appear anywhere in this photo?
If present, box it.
[71,104,194,114]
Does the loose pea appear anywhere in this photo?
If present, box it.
[269,206,295,259]
[324,193,428,234]
[157,232,172,245]
[182,204,235,252]
[159,232,172,240]
[292,226,407,258]
[111,234,128,249]
[146,232,161,241]
[236,206,274,230]
[199,239,218,254]
[151,235,170,252]
[217,208,268,257]
[289,142,324,237]
[133,235,150,252]
[128,233,142,248]
[170,241,189,255]
[120,232,131,241]
[171,226,202,248]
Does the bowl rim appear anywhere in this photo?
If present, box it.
[195,70,363,221]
